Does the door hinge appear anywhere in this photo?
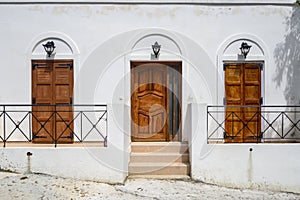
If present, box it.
[69,63,73,69]
[33,135,47,139]
[32,97,36,104]
[260,97,263,104]
[70,97,73,104]
[223,63,227,71]
[259,63,264,70]
[32,64,38,70]
[223,97,226,105]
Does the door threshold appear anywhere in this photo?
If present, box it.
[128,174,190,180]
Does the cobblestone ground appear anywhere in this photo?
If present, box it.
[0,172,299,200]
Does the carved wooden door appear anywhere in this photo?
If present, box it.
[224,63,262,143]
[131,62,181,142]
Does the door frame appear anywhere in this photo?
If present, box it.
[130,61,182,142]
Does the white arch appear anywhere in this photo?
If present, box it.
[27,31,80,57]
[217,33,269,61]
[126,28,186,56]
[216,33,269,106]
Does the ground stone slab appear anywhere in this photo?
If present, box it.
[0,172,299,200]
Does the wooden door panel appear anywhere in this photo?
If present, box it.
[32,60,73,144]
[131,62,182,142]
[55,85,70,103]
[138,112,149,134]
[33,121,53,142]
[36,85,52,103]
[132,64,167,141]
[224,63,261,143]
[225,65,242,83]
[55,68,70,83]
[225,64,243,142]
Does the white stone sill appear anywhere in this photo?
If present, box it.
[0,141,105,148]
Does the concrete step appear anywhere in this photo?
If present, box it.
[128,175,191,180]
[129,162,190,176]
[130,152,189,163]
[131,142,189,153]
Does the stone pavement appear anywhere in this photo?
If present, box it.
[0,172,299,200]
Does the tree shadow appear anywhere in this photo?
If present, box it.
[274,6,300,105]
[273,5,300,139]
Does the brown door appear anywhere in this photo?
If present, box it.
[224,63,262,143]
[32,60,74,143]
[131,62,181,142]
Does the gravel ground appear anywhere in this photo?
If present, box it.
[0,172,299,200]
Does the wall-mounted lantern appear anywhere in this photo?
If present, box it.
[43,41,56,57]
[240,42,251,58]
[152,42,161,58]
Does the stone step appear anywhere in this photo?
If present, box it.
[131,142,189,153]
[130,152,189,163]
[128,175,191,180]
[129,162,190,176]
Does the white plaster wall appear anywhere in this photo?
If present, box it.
[190,103,300,193]
[0,3,296,106]
[0,104,128,183]
[0,1,299,187]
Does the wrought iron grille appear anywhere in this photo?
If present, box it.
[207,105,300,143]
[0,104,107,147]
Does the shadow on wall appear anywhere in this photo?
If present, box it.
[273,6,300,139]
[274,6,300,105]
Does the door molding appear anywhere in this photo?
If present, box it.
[131,61,182,142]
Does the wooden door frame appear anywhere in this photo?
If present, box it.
[223,61,264,143]
[130,61,182,142]
[31,59,74,144]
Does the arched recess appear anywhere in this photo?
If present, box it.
[216,33,269,106]
[28,32,80,143]
[126,28,186,57]
[28,31,80,59]
[28,31,80,101]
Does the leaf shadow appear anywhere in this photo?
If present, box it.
[273,6,300,104]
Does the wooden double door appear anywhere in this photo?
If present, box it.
[32,60,74,143]
[131,62,181,142]
[224,63,262,143]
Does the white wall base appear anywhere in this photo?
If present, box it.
[189,103,300,194]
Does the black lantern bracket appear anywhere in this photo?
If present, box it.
[152,42,161,58]
[240,42,252,59]
[43,41,56,57]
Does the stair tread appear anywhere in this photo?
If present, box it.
[131,152,189,156]
[129,162,190,166]
[128,175,191,179]
[131,142,188,146]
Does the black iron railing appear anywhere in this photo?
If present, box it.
[207,105,300,143]
[0,104,107,147]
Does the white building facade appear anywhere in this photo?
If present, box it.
[0,0,300,193]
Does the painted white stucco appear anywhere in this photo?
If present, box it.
[189,103,300,193]
[0,0,299,192]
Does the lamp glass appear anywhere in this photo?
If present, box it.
[152,42,161,58]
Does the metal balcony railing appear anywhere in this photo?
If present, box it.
[0,104,107,147]
[207,105,300,143]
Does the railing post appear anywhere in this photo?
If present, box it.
[105,107,108,147]
[281,111,284,139]
[54,105,57,148]
[232,111,234,139]
[29,108,32,142]
[3,105,6,147]
[206,106,208,144]
[80,110,83,142]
